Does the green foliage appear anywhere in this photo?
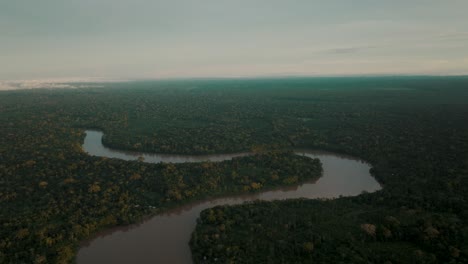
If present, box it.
[189,77,468,263]
[0,84,323,263]
[1,76,468,263]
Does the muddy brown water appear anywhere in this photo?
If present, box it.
[77,130,381,264]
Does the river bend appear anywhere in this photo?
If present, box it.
[77,130,381,264]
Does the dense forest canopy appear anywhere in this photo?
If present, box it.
[1,76,468,263]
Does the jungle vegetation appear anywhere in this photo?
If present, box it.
[1,76,468,263]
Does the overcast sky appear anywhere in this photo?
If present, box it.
[1,0,468,80]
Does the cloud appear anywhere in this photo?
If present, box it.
[327,47,363,54]
[436,32,468,41]
[0,78,123,91]
[324,46,378,55]
[0,81,77,91]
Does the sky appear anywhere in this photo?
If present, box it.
[1,0,468,81]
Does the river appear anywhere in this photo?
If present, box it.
[77,130,381,263]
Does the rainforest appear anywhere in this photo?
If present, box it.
[1,76,468,264]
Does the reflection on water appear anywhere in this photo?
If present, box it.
[77,130,381,264]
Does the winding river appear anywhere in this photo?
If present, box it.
[77,130,381,264]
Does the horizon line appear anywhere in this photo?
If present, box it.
[2,73,468,83]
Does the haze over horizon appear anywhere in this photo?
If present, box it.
[2,0,468,81]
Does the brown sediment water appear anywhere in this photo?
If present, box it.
[77,130,381,264]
